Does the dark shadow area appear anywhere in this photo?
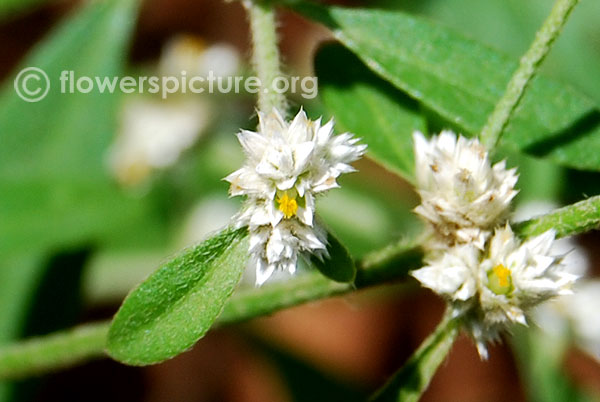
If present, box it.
[32,360,144,402]
[10,247,91,402]
[523,109,600,158]
[21,247,91,338]
[246,334,368,402]
[562,169,600,204]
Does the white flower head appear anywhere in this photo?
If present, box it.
[413,131,518,249]
[226,108,366,285]
[412,224,576,359]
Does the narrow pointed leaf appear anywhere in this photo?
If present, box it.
[107,228,248,365]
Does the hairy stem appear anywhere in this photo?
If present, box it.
[479,0,579,149]
[244,0,288,114]
[0,323,108,380]
[2,192,598,380]
[0,241,423,380]
[369,311,460,402]
[514,194,600,239]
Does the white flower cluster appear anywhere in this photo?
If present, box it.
[411,131,576,358]
[226,108,366,285]
[413,131,518,249]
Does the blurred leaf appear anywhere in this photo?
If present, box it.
[0,0,157,256]
[315,44,426,182]
[508,152,565,206]
[293,3,600,172]
[0,0,144,396]
[370,314,459,402]
[309,226,355,283]
[107,228,248,365]
[317,176,422,259]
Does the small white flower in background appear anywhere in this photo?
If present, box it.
[225,108,366,285]
[108,97,210,185]
[159,35,240,78]
[536,280,600,360]
[412,224,576,359]
[413,131,518,249]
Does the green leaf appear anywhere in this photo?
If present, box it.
[315,43,426,181]
[309,227,356,283]
[369,314,459,402]
[514,194,600,239]
[0,234,425,380]
[107,228,248,366]
[0,0,156,257]
[0,0,142,398]
[292,3,600,171]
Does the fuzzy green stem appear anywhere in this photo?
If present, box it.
[0,241,423,380]
[244,0,288,115]
[514,194,600,239]
[0,323,108,379]
[2,191,599,380]
[479,0,579,149]
[369,311,460,402]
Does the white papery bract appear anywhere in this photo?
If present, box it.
[226,108,366,285]
[412,225,576,359]
[413,131,518,249]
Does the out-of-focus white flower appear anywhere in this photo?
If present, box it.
[538,280,600,360]
[412,224,576,359]
[413,131,518,249]
[108,97,210,185]
[160,35,240,78]
[226,108,366,285]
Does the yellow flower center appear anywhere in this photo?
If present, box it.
[277,191,298,219]
[487,263,513,295]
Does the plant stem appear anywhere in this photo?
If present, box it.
[0,241,423,380]
[2,190,599,379]
[479,0,579,149]
[2,187,599,380]
[369,311,460,402]
[0,323,108,380]
[514,194,600,239]
[244,0,288,115]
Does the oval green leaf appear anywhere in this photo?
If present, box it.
[107,227,248,365]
